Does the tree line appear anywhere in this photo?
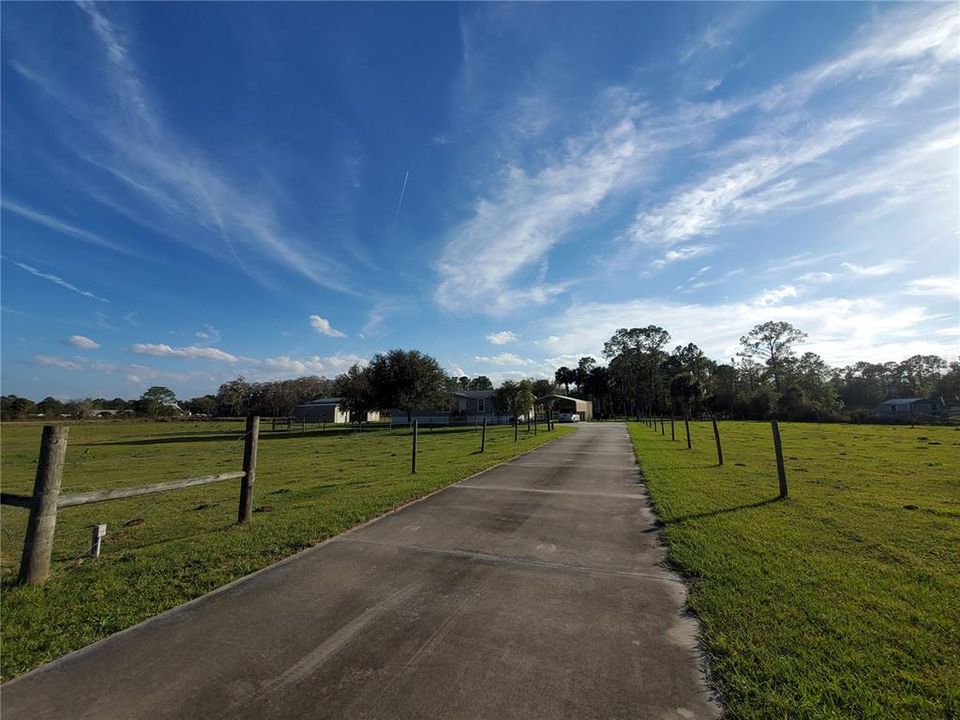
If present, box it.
[553,321,958,422]
[3,320,957,422]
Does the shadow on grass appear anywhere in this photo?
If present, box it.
[649,497,783,529]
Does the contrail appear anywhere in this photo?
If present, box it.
[391,169,410,230]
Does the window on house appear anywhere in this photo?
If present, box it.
[478,398,485,413]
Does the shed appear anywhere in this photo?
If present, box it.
[294,398,381,424]
[876,398,939,417]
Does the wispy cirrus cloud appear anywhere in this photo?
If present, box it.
[627,6,958,254]
[10,2,357,294]
[435,115,655,315]
[6,259,109,303]
[35,354,116,372]
[438,3,958,310]
[841,261,914,277]
[903,275,959,298]
[35,354,84,371]
[1,199,139,257]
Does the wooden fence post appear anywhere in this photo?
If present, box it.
[238,415,259,524]
[685,415,692,449]
[771,420,788,498]
[670,416,675,441]
[18,425,69,586]
[481,417,487,452]
[411,421,418,474]
[712,418,724,466]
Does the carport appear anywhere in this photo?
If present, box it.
[535,394,593,421]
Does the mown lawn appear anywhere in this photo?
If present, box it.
[628,420,960,719]
[0,419,571,680]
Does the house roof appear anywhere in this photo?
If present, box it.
[880,398,926,405]
[452,390,495,398]
[536,394,590,404]
[302,397,343,405]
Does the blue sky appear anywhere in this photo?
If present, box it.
[2,2,958,400]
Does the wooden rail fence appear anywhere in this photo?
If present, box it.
[1,416,261,586]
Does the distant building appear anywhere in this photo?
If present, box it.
[536,394,593,421]
[388,389,511,425]
[452,390,496,416]
[293,398,381,424]
[876,398,940,417]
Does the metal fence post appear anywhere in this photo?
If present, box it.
[712,418,724,466]
[18,425,69,586]
[481,417,487,452]
[670,416,675,441]
[412,420,418,474]
[238,415,259,524]
[771,421,788,498]
[685,415,692,449]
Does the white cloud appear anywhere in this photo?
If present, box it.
[650,244,714,269]
[752,285,799,306]
[472,352,531,366]
[66,335,100,349]
[7,260,109,303]
[486,330,519,345]
[904,275,960,298]
[255,354,366,379]
[127,343,242,362]
[534,336,561,346]
[841,261,914,277]
[309,315,346,338]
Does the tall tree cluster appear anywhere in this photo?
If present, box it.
[548,322,958,422]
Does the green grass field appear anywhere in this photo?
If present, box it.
[0,419,571,680]
[627,420,960,719]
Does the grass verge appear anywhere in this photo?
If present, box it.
[1,420,572,679]
[628,420,959,719]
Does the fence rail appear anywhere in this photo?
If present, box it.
[56,472,248,508]
[1,416,261,586]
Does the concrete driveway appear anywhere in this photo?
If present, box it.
[2,423,719,719]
